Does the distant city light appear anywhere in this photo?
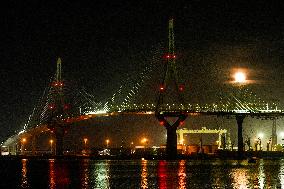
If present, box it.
[258,133,264,139]
[85,110,107,115]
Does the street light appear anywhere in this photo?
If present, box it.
[130,142,134,154]
[82,138,88,155]
[258,133,264,151]
[141,138,148,152]
[258,133,264,139]
[141,138,148,145]
[49,139,54,154]
[21,138,27,154]
[83,138,88,148]
[106,139,110,148]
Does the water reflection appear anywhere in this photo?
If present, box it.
[13,159,284,188]
[231,167,249,189]
[141,160,148,188]
[48,159,70,188]
[210,160,227,188]
[21,159,29,188]
[91,161,110,188]
[258,160,265,189]
[80,159,90,189]
[279,160,284,188]
[48,159,56,189]
[158,160,168,189]
[178,160,186,189]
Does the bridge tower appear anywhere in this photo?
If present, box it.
[48,58,70,155]
[155,18,187,159]
[271,118,277,150]
[236,114,245,157]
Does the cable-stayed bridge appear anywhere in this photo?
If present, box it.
[3,19,284,158]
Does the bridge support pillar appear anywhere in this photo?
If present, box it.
[156,113,187,159]
[166,125,178,159]
[54,127,65,156]
[236,114,245,158]
[32,135,36,155]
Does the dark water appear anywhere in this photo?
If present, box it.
[0,158,284,188]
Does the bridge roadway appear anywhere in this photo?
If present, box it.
[3,109,284,156]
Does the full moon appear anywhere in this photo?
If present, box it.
[234,72,246,83]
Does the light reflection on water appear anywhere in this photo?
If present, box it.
[80,158,90,189]
[231,167,250,189]
[12,158,284,188]
[279,160,284,187]
[48,159,71,188]
[91,160,110,188]
[157,160,168,189]
[21,159,29,188]
[141,160,148,188]
[178,160,186,189]
[258,159,265,189]
[48,159,56,189]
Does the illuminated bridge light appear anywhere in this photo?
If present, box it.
[179,84,185,92]
[49,104,55,110]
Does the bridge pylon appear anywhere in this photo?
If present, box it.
[236,114,245,157]
[47,57,70,155]
[155,18,187,159]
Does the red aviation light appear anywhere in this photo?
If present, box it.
[160,85,165,92]
[49,104,55,110]
[52,81,64,87]
[179,84,185,92]
[164,54,176,59]
[179,121,185,126]
[64,104,70,110]
[163,54,170,59]
[159,121,165,126]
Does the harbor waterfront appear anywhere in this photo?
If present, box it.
[1,157,284,188]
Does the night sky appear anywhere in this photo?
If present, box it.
[1,1,284,143]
